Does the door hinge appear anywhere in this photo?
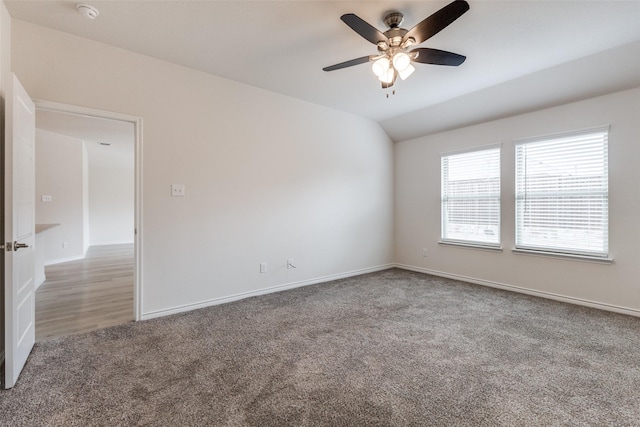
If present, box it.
[4,242,12,251]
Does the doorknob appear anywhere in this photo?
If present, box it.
[13,242,29,251]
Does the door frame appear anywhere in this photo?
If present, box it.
[34,100,143,321]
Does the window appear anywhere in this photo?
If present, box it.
[441,146,501,246]
[515,127,609,257]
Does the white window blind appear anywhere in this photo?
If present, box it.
[441,146,501,246]
[515,127,609,257]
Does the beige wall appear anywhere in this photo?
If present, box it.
[395,88,640,314]
[11,19,395,318]
[35,129,87,263]
[89,163,134,246]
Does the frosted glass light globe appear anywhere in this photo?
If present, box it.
[371,57,390,77]
[378,67,395,84]
[392,52,411,72]
[398,64,415,80]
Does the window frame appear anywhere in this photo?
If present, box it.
[440,144,502,249]
[513,125,610,259]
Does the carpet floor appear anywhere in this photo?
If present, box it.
[1,268,639,426]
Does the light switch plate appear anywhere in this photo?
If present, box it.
[171,184,185,197]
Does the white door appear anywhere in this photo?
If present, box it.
[4,74,36,389]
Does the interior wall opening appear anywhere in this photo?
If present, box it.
[33,103,141,341]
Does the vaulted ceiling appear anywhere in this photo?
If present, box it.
[6,1,640,141]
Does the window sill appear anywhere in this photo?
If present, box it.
[439,241,503,252]
[511,248,613,264]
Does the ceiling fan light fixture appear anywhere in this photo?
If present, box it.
[323,1,470,90]
[377,41,389,51]
[401,37,416,49]
[378,67,395,84]
[371,57,390,77]
[398,63,415,80]
[392,52,411,72]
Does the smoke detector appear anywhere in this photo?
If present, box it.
[77,4,99,20]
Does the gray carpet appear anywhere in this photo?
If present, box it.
[1,268,639,426]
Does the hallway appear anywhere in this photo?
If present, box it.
[35,244,134,342]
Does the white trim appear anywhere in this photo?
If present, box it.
[440,145,502,247]
[141,264,395,320]
[511,248,613,264]
[35,100,142,124]
[394,263,640,318]
[513,127,609,257]
[90,240,135,246]
[132,114,143,322]
[439,240,503,252]
[33,99,144,322]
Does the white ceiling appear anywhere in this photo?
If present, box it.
[36,109,134,170]
[7,1,640,141]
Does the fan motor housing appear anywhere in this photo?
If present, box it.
[384,12,404,28]
[383,12,408,48]
[384,29,408,47]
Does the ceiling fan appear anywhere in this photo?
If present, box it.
[323,0,470,89]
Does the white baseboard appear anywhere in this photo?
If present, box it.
[90,241,135,246]
[44,254,86,266]
[395,263,640,318]
[142,264,395,320]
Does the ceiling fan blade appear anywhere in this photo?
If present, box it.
[323,56,371,72]
[341,14,388,45]
[411,48,466,66]
[403,0,470,45]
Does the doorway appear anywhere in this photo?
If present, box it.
[32,101,142,340]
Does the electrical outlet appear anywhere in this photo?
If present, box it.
[171,184,185,197]
[422,248,428,257]
[260,262,267,273]
[41,195,52,202]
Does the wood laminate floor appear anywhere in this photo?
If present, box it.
[35,244,135,342]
